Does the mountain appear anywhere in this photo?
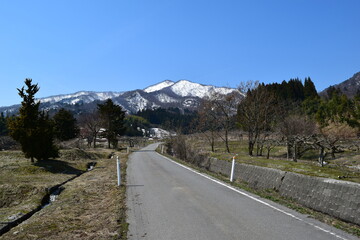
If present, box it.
[0,91,125,116]
[144,80,175,93]
[39,91,123,105]
[0,80,241,115]
[320,72,360,98]
[144,80,235,98]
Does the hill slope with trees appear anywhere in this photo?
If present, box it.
[320,72,360,98]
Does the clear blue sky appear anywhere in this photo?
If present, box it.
[1,0,359,106]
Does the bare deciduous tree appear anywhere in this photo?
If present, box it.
[237,81,278,156]
[209,92,241,153]
[262,137,281,159]
[79,112,101,148]
[279,115,317,162]
[196,100,219,152]
[309,121,358,166]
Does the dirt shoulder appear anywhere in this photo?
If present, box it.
[0,150,128,240]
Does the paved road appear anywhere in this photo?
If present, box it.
[126,143,358,240]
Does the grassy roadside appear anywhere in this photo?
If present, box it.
[0,149,104,226]
[0,149,128,240]
[191,139,360,183]
[157,148,360,238]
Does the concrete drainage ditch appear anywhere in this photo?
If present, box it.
[0,161,97,236]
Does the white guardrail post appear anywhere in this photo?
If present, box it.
[230,155,236,182]
[117,156,121,186]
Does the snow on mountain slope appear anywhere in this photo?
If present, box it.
[170,80,235,98]
[0,79,241,115]
[39,91,123,104]
[143,80,175,93]
[125,91,155,112]
[155,93,179,103]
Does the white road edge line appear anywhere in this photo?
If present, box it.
[157,152,350,240]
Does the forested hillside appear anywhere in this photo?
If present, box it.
[321,72,360,98]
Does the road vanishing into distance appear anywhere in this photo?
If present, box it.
[126,143,358,240]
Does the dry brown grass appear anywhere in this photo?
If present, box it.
[188,137,360,183]
[0,149,101,225]
[0,150,128,240]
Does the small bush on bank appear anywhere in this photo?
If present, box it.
[165,136,210,169]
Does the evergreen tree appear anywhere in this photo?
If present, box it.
[287,78,305,101]
[124,115,150,137]
[7,79,58,162]
[302,97,321,117]
[279,80,289,100]
[53,108,79,141]
[350,92,360,129]
[302,78,320,117]
[97,99,125,148]
[315,89,360,129]
[35,111,59,160]
[303,77,319,99]
[135,107,196,133]
[326,86,342,100]
[0,112,8,136]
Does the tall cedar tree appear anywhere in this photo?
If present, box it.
[97,99,125,148]
[53,108,79,141]
[302,77,320,116]
[303,77,318,99]
[7,79,58,162]
[0,112,8,136]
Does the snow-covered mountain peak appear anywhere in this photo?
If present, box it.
[0,79,241,115]
[170,80,204,97]
[170,80,235,98]
[144,80,175,93]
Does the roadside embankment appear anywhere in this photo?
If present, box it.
[0,149,128,239]
[1,149,99,233]
[0,148,129,239]
[209,158,360,226]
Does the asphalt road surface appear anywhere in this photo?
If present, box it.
[126,143,358,240]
